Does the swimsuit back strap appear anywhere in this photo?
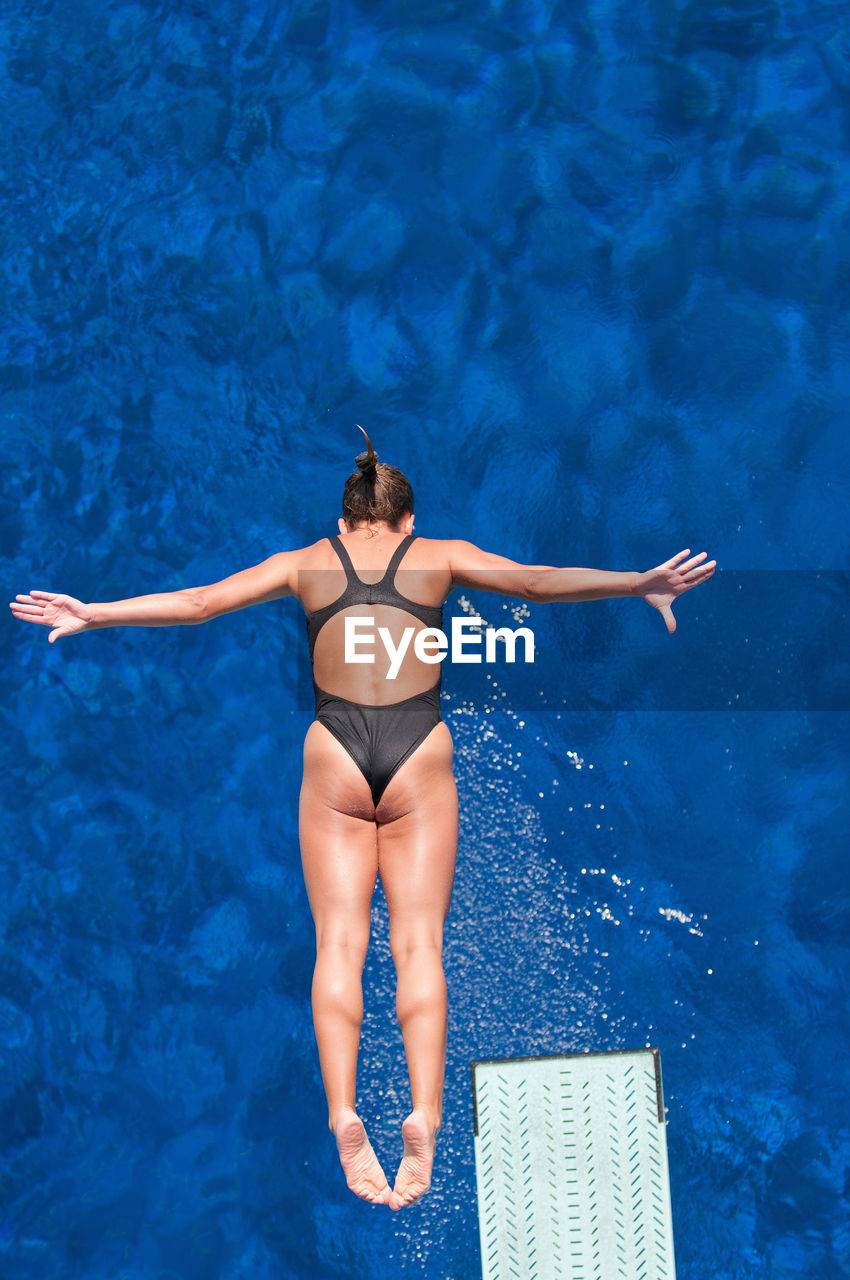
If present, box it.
[327,535,359,584]
[382,533,417,583]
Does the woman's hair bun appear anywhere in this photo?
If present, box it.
[355,424,378,477]
[341,426,414,525]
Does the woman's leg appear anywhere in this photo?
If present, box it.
[376,723,458,1209]
[299,721,388,1203]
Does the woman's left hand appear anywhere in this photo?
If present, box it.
[637,550,716,633]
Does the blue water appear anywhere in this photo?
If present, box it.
[2,1,849,1277]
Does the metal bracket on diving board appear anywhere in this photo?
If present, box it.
[471,1047,676,1280]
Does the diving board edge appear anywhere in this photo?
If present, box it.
[471,1044,666,1134]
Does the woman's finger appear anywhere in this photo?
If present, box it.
[10,611,50,626]
[10,605,48,621]
[677,552,709,573]
[682,561,716,583]
[29,590,58,599]
[659,549,691,569]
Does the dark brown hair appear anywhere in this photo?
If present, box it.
[341,427,414,527]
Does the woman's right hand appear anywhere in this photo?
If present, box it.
[9,590,93,643]
[636,549,716,633]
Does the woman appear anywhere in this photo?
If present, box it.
[10,431,715,1210]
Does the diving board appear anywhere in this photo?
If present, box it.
[472,1048,676,1280]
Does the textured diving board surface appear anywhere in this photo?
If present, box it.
[471,1048,676,1280]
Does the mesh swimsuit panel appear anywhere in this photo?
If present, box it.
[304,534,444,806]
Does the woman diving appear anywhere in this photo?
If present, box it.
[10,430,716,1210]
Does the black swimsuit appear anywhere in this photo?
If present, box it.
[305,534,444,806]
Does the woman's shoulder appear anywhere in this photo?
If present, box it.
[409,535,459,568]
[289,536,338,565]
[412,536,486,565]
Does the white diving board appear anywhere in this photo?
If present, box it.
[472,1048,676,1280]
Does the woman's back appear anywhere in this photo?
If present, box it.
[301,532,452,706]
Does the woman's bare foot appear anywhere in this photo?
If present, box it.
[333,1108,391,1205]
[389,1108,439,1210]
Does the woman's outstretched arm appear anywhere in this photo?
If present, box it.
[10,549,304,643]
[447,542,716,633]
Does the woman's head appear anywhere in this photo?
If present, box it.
[340,427,414,531]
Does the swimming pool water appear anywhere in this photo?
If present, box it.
[2,1,849,1277]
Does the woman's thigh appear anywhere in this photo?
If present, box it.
[299,722,379,944]
[376,724,459,945]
